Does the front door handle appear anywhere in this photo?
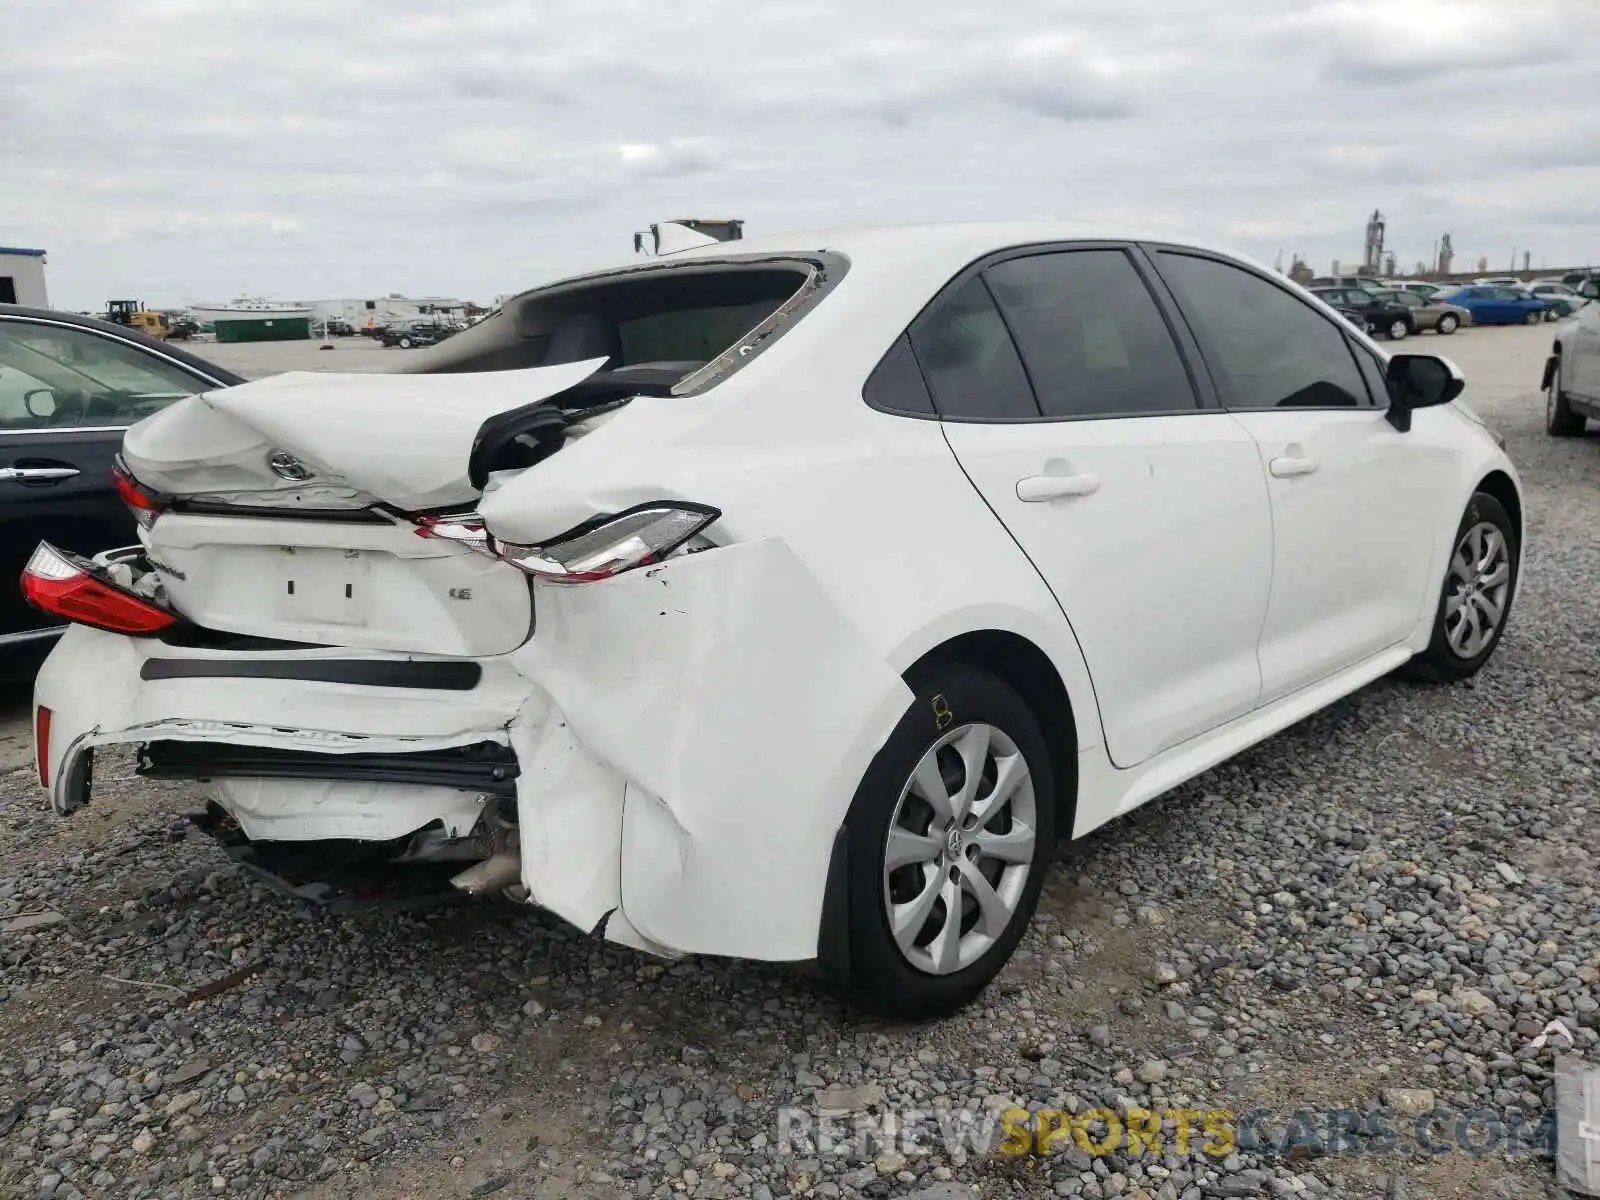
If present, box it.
[0,467,80,482]
[1016,472,1102,502]
[1268,455,1319,479]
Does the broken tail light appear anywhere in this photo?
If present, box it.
[490,502,721,584]
[112,461,166,529]
[21,542,180,635]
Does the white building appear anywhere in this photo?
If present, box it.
[303,294,474,330]
[0,246,49,308]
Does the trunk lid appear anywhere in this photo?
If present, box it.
[118,358,611,656]
[122,357,609,512]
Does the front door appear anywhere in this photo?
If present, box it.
[1149,249,1446,702]
[915,246,1275,768]
[0,319,216,643]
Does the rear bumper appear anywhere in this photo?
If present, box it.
[32,538,916,965]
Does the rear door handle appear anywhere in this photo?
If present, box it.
[1016,472,1102,502]
[1268,455,1319,479]
[0,467,81,482]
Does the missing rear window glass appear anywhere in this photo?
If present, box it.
[398,253,847,395]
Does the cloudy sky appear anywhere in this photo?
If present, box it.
[5,0,1597,309]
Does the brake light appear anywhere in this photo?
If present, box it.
[35,706,51,788]
[490,502,721,584]
[112,463,164,528]
[20,542,179,635]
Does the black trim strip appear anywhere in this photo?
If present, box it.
[140,657,482,690]
[139,739,517,796]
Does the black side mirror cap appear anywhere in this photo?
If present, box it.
[1385,353,1465,432]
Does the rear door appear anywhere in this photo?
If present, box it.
[0,317,223,645]
[1148,247,1449,703]
[929,244,1275,768]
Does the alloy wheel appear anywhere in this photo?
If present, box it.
[1389,319,1408,339]
[1444,522,1511,659]
[883,722,1038,976]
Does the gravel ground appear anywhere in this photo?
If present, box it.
[1,323,1596,1200]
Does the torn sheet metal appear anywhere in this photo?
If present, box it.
[504,700,629,937]
[513,536,913,962]
[203,778,490,843]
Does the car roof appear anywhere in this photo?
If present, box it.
[0,303,247,385]
[656,221,1279,278]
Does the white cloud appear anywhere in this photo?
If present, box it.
[3,0,1597,308]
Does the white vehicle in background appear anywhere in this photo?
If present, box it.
[28,224,1523,1018]
[1543,276,1600,436]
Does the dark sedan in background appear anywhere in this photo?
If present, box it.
[1311,286,1419,339]
[1,306,243,650]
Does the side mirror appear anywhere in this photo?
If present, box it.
[1385,353,1464,432]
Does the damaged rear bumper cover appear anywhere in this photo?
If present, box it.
[34,538,914,964]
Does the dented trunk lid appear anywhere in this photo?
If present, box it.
[117,358,613,656]
[121,357,609,512]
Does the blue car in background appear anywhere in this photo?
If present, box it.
[1439,285,1550,326]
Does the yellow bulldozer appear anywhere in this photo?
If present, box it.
[105,300,170,339]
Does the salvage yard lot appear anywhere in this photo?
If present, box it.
[1,323,1596,1200]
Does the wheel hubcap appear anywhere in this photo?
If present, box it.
[1444,522,1511,659]
[883,722,1038,976]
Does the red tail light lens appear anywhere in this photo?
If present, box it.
[35,706,52,788]
[112,463,165,528]
[21,542,179,635]
[491,502,721,584]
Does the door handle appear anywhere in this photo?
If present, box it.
[1268,455,1319,479]
[0,467,80,482]
[1016,472,1102,502]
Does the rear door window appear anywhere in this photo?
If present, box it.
[908,275,1039,420]
[981,249,1197,419]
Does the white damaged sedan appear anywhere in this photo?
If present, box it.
[28,225,1523,1018]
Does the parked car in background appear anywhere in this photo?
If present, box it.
[1439,286,1549,327]
[1311,286,1417,339]
[1542,277,1600,437]
[1392,280,1446,299]
[1368,289,1467,335]
[321,319,356,337]
[1309,274,1383,291]
[1,305,243,650]
[1558,271,1597,289]
[1527,282,1589,318]
[380,320,455,349]
[26,225,1523,1017]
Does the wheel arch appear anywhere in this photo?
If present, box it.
[813,626,1081,996]
[1473,468,1524,551]
[901,629,1080,841]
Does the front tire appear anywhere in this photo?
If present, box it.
[1436,314,1459,335]
[833,663,1056,1019]
[1547,361,1587,437]
[1401,493,1518,683]
[398,337,414,349]
[1387,318,1410,340]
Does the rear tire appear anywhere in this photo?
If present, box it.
[399,337,414,349]
[1436,314,1459,335]
[1401,492,1518,683]
[832,663,1056,1019]
[1547,361,1587,437]
[1526,310,1543,326]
